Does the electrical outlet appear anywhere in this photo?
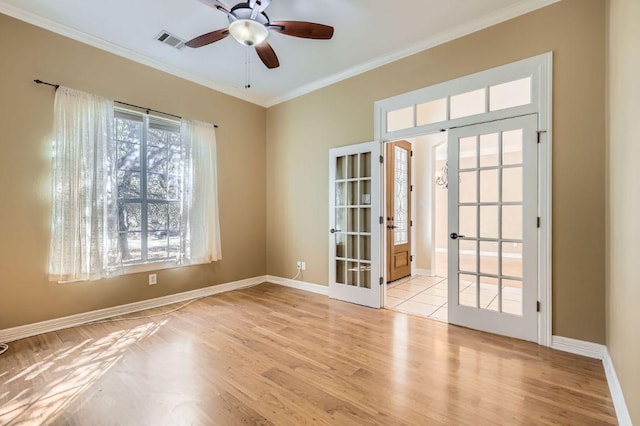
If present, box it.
[301,262,306,271]
[148,273,157,285]
[296,261,302,270]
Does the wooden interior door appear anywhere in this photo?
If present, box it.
[386,140,412,283]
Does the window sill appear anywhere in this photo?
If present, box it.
[54,258,214,284]
[113,259,207,276]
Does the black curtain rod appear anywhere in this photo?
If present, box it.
[34,79,218,128]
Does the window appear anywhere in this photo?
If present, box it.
[489,77,532,111]
[416,98,447,126]
[115,111,184,264]
[49,85,221,282]
[450,88,486,119]
[386,106,414,132]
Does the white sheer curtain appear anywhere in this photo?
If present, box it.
[49,87,119,282]
[180,119,222,264]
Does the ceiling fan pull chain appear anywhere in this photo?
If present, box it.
[186,0,332,70]
[245,46,251,89]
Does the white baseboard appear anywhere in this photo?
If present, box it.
[413,269,433,276]
[603,348,633,426]
[265,275,329,296]
[551,335,606,360]
[2,279,632,425]
[0,275,268,343]
[539,336,634,425]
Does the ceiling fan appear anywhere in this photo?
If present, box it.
[186,0,334,69]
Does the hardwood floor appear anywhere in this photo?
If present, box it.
[0,283,616,425]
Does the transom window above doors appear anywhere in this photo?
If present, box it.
[386,76,532,132]
[376,53,551,141]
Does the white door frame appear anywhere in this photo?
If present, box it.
[374,53,552,346]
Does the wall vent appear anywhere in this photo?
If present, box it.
[155,31,186,50]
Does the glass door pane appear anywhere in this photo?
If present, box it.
[394,146,409,245]
[329,141,381,308]
[447,115,538,342]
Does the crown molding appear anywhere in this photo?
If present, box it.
[0,1,268,107]
[265,0,561,107]
[1,0,560,109]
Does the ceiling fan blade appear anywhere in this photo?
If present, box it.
[197,0,230,13]
[270,21,334,40]
[186,29,229,48]
[255,42,280,69]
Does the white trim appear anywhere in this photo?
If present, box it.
[374,53,550,141]
[603,348,634,426]
[0,0,559,108]
[0,1,266,107]
[0,275,268,343]
[265,275,329,296]
[376,53,553,347]
[266,0,560,107]
[552,338,633,425]
[550,336,606,360]
[413,269,433,276]
[538,54,553,348]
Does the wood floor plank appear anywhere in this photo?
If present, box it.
[0,283,616,425]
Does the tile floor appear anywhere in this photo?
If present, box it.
[385,274,524,321]
[385,275,449,322]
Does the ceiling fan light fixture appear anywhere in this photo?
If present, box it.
[229,19,269,46]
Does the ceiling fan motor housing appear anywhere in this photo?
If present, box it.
[229,3,270,25]
[187,0,334,69]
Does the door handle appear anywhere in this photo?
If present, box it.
[387,225,398,230]
[330,228,342,234]
[450,233,465,240]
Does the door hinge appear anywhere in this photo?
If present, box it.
[537,301,541,312]
[537,130,546,144]
[379,216,384,224]
[411,150,413,157]
[537,217,541,228]
[411,185,414,192]
[410,220,413,227]
[379,277,384,285]
[410,255,414,262]
[379,155,384,163]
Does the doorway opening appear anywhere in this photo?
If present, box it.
[384,133,449,322]
[322,54,552,343]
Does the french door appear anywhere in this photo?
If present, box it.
[329,141,382,308]
[448,115,538,342]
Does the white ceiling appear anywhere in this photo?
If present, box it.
[0,0,557,106]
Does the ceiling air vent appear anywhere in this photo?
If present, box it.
[155,31,186,50]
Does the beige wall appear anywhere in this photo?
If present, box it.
[267,0,607,343]
[410,134,437,273]
[0,13,267,329]
[607,0,640,421]
[0,1,611,347]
